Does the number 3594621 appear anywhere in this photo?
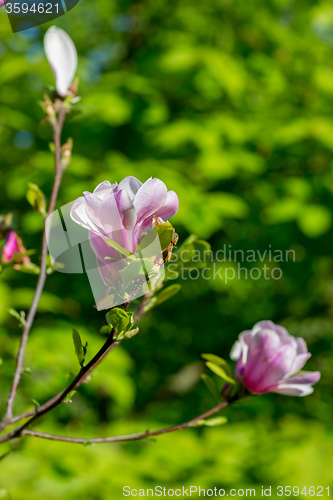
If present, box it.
[277,487,330,496]
[5,3,59,14]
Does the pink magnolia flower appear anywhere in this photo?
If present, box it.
[230,320,320,396]
[0,0,10,8]
[70,176,179,287]
[2,231,20,262]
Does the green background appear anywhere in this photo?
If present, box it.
[0,0,332,498]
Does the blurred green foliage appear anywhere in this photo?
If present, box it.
[1,0,333,498]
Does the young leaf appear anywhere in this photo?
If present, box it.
[192,416,228,427]
[123,327,139,339]
[63,390,76,403]
[154,221,174,251]
[72,329,86,367]
[31,399,40,410]
[137,222,174,256]
[8,308,27,327]
[99,325,112,336]
[205,361,236,384]
[18,262,41,275]
[146,284,181,311]
[201,373,220,402]
[26,183,46,216]
[105,307,129,335]
[202,353,233,377]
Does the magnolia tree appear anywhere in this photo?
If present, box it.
[0,27,320,446]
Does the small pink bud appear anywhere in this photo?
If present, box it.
[1,231,20,263]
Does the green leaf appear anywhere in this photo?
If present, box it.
[205,361,236,384]
[63,390,76,403]
[105,239,131,258]
[137,222,174,256]
[18,262,40,275]
[192,416,228,427]
[123,327,139,339]
[154,221,174,250]
[146,284,182,311]
[72,329,87,367]
[26,183,46,216]
[201,374,220,402]
[105,307,129,335]
[31,399,40,409]
[99,325,112,336]
[202,353,233,377]
[8,308,26,327]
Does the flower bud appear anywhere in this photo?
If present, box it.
[1,230,31,269]
[230,320,320,397]
[1,231,20,262]
[44,27,78,98]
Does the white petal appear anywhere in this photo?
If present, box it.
[230,341,241,361]
[44,27,78,97]
[70,198,99,234]
[93,181,117,200]
[272,384,314,397]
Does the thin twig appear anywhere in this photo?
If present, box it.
[20,401,229,444]
[0,331,118,442]
[0,109,67,431]
[11,341,120,425]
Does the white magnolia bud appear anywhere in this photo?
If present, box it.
[44,26,78,97]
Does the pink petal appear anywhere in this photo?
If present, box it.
[289,353,311,375]
[119,176,142,201]
[295,337,308,355]
[244,332,296,392]
[117,189,137,229]
[134,178,167,224]
[154,190,179,221]
[283,371,321,386]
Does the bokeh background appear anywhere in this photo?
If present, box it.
[1,0,333,498]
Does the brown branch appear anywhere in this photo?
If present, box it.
[0,109,67,431]
[11,340,120,425]
[11,297,147,426]
[0,332,120,443]
[20,401,229,444]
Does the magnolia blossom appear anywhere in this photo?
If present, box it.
[1,231,20,262]
[44,27,78,97]
[70,176,179,287]
[0,0,10,8]
[1,230,30,269]
[230,320,320,396]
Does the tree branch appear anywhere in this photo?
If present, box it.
[0,330,119,442]
[0,108,67,430]
[11,340,120,425]
[19,401,229,444]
